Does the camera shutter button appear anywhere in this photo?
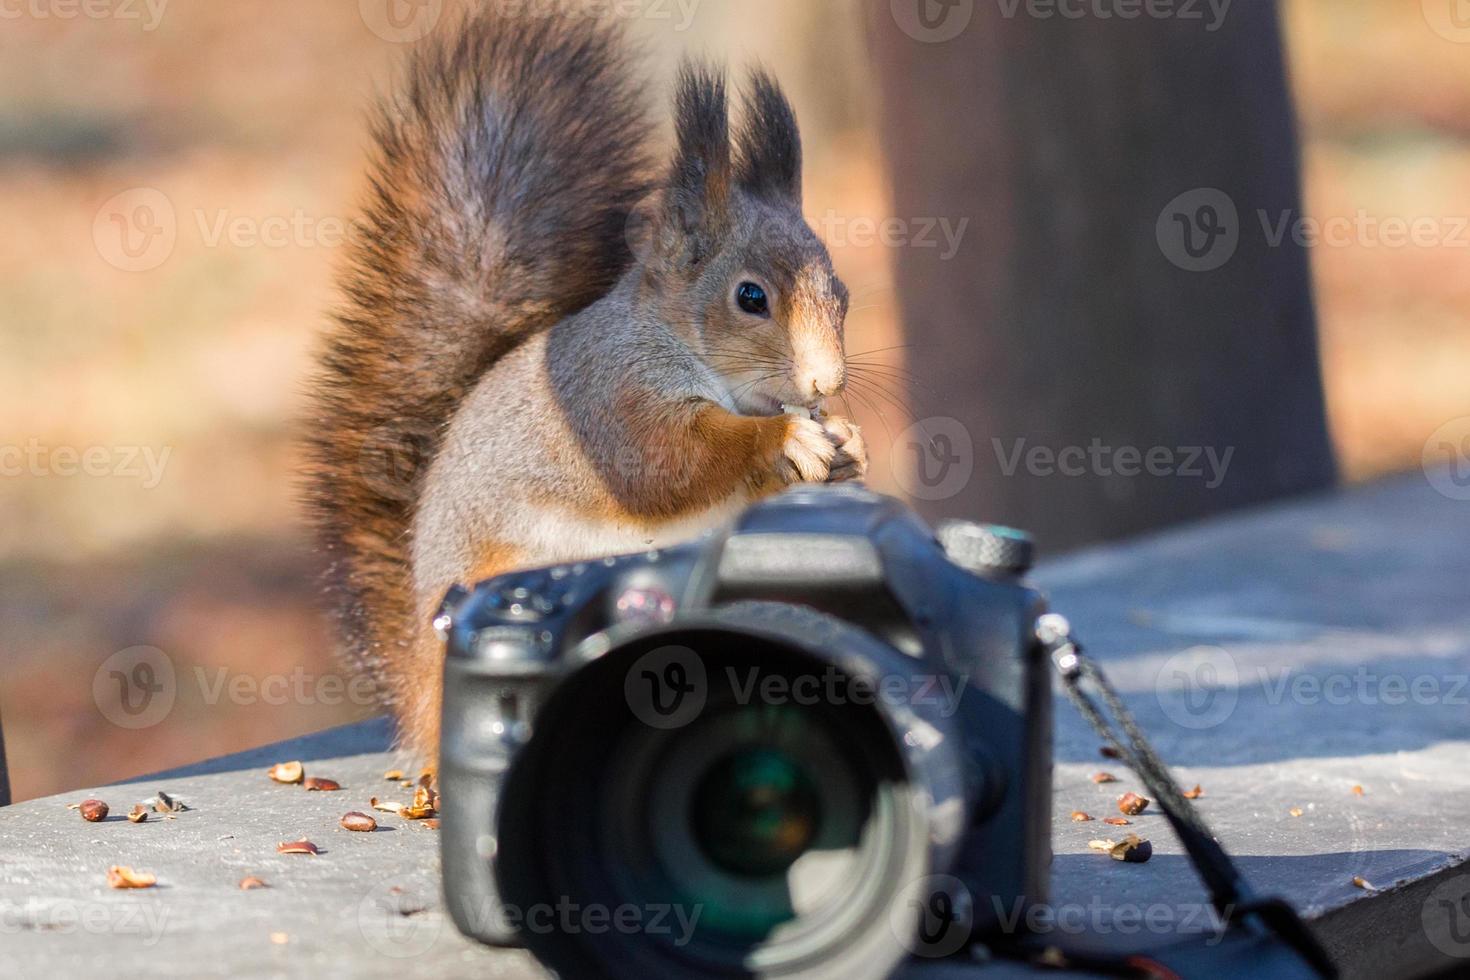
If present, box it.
[937,521,1035,577]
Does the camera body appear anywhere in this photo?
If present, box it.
[438,484,1052,978]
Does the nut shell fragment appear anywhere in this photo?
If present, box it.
[401,785,438,820]
[107,866,157,889]
[152,790,187,813]
[1183,784,1204,800]
[276,840,320,855]
[303,777,341,792]
[1070,811,1093,822]
[239,876,268,890]
[1109,835,1153,863]
[1091,772,1118,784]
[267,762,304,785]
[127,805,148,824]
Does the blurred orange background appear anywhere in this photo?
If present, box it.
[1,0,1466,800]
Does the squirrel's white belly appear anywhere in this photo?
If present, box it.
[517,494,750,565]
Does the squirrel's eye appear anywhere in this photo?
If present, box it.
[736,282,770,317]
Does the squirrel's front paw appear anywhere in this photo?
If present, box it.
[820,416,868,483]
[774,415,867,485]
[776,417,840,484]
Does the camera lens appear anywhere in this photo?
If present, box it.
[613,695,885,946]
[494,613,968,979]
[690,746,821,878]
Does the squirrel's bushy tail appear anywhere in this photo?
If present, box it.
[304,8,652,717]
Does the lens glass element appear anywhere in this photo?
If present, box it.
[690,747,822,878]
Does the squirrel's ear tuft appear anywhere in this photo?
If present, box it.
[735,67,802,204]
[663,59,732,264]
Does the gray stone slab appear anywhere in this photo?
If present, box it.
[1,474,1466,978]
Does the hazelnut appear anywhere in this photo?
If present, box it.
[1117,792,1150,816]
[340,812,378,833]
[79,800,109,823]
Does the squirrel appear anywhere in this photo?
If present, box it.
[304,5,865,762]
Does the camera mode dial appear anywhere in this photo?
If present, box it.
[937,521,1035,578]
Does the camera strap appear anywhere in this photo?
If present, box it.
[1034,614,1338,980]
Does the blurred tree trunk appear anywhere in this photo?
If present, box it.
[869,0,1335,551]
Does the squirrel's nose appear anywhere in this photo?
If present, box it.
[809,369,846,399]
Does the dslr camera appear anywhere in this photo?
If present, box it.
[437,485,1053,978]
